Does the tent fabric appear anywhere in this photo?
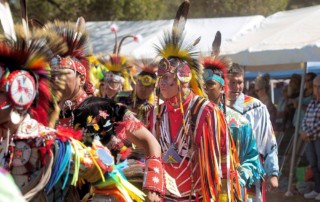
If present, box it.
[86,16,265,59]
[86,5,320,70]
[223,5,320,66]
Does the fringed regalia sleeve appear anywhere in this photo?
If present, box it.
[196,105,221,201]
[232,122,265,187]
[215,107,242,202]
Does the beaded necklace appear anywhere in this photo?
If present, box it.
[160,95,197,164]
[58,92,89,128]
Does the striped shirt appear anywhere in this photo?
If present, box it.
[302,99,320,141]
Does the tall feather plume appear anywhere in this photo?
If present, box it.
[20,0,29,39]
[110,24,140,55]
[0,0,16,41]
[44,20,88,59]
[29,18,44,29]
[211,31,221,58]
[172,0,189,39]
[111,24,119,54]
[76,16,86,34]
[202,31,232,102]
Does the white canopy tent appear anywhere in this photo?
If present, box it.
[86,16,265,58]
[223,5,320,67]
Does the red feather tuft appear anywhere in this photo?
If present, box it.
[55,126,84,142]
[29,79,51,126]
[119,147,133,160]
[202,56,229,95]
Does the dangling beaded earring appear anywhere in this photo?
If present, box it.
[63,100,74,128]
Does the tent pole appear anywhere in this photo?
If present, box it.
[270,79,275,104]
[284,62,307,197]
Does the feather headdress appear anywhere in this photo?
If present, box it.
[201,31,232,116]
[155,0,205,97]
[87,55,108,90]
[134,58,157,87]
[97,24,141,91]
[45,18,94,95]
[45,18,88,59]
[0,23,67,125]
[202,31,232,94]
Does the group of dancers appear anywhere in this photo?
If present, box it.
[0,0,279,201]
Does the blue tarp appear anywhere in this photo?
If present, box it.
[245,62,320,79]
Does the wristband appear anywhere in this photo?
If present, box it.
[143,156,165,196]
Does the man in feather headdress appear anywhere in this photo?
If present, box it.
[115,61,157,127]
[96,24,139,100]
[202,31,265,202]
[44,18,95,128]
[97,55,131,100]
[148,1,236,201]
[46,19,164,202]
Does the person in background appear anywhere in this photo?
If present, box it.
[227,63,279,202]
[247,82,258,98]
[115,61,157,127]
[254,74,277,129]
[275,82,289,132]
[301,75,320,200]
[114,62,157,161]
[285,74,301,131]
[100,68,127,99]
[292,72,317,133]
[96,24,139,100]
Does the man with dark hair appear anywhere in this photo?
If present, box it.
[227,63,279,202]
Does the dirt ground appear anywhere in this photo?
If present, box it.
[267,191,313,202]
[268,129,317,202]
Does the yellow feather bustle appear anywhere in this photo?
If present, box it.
[87,55,108,90]
[190,69,205,97]
[122,69,133,91]
[97,54,133,91]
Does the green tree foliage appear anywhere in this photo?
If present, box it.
[8,0,320,23]
[10,0,166,23]
[166,0,289,18]
[287,0,320,9]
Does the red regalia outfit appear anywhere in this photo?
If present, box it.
[148,1,241,201]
